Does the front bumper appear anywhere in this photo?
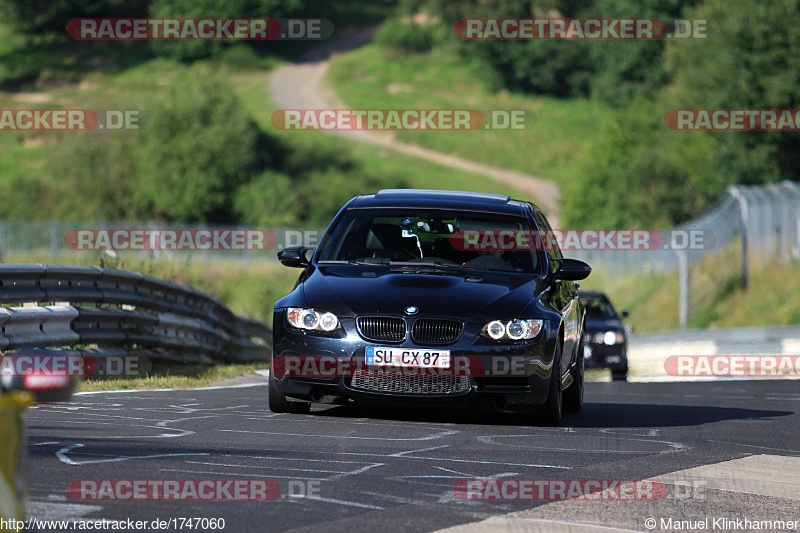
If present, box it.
[584,339,628,370]
[272,311,559,411]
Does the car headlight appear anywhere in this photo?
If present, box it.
[594,331,624,345]
[480,319,543,341]
[287,308,341,332]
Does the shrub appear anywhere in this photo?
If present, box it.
[47,65,262,222]
[376,19,445,55]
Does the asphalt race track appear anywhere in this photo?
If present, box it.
[25,380,800,532]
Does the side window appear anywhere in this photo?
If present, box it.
[532,210,563,274]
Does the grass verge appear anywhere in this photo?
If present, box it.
[78,362,269,392]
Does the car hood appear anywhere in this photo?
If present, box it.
[299,265,549,321]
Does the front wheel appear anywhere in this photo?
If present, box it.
[269,371,311,414]
[521,341,562,426]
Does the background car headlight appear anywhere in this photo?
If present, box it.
[287,308,341,332]
[480,319,543,341]
[594,331,624,345]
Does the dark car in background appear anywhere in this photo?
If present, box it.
[270,189,591,426]
[579,291,629,381]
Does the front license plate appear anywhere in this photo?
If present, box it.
[366,347,451,368]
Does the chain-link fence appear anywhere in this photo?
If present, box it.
[571,180,800,327]
[731,181,800,264]
[3,182,799,269]
[570,180,800,274]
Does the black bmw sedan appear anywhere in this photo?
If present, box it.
[270,189,590,425]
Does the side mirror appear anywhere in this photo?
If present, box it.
[278,246,313,268]
[553,258,591,281]
[621,311,629,318]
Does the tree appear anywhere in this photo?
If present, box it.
[664,0,800,186]
[562,99,711,228]
[0,0,148,37]
[129,65,260,221]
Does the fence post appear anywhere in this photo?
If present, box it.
[677,250,689,329]
[729,187,749,289]
[49,221,58,260]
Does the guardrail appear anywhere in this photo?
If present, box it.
[630,325,800,347]
[627,326,800,381]
[0,264,270,367]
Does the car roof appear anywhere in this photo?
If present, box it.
[348,189,536,215]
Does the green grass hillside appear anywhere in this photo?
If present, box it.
[328,43,612,186]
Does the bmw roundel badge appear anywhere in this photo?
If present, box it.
[404,306,419,315]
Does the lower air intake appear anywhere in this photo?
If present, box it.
[350,369,471,395]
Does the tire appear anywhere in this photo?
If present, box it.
[611,369,628,382]
[268,371,311,414]
[563,336,584,413]
[521,340,562,426]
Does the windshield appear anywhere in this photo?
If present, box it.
[582,297,618,319]
[316,209,545,274]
